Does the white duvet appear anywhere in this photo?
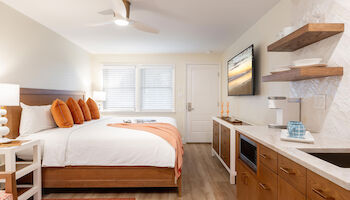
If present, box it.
[17,117,176,168]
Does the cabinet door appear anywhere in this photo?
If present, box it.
[237,161,258,200]
[278,176,305,200]
[220,125,230,168]
[212,121,219,154]
[258,163,277,200]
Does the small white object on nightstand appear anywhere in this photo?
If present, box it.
[93,91,106,111]
[0,84,20,144]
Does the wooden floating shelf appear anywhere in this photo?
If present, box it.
[262,67,343,82]
[268,23,344,52]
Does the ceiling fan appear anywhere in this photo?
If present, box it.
[92,0,159,34]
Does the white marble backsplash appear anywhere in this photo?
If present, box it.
[289,0,350,137]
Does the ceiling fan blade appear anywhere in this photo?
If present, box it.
[88,19,115,27]
[98,9,115,16]
[112,0,127,18]
[130,21,159,34]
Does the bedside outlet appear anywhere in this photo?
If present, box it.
[313,95,326,110]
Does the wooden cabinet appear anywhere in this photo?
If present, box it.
[220,125,230,168]
[278,176,305,200]
[307,170,350,200]
[259,144,278,173]
[278,154,307,195]
[212,121,219,154]
[258,163,278,200]
[237,160,258,200]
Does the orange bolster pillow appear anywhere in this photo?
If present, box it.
[86,98,100,120]
[51,99,74,128]
[78,99,92,121]
[66,97,84,124]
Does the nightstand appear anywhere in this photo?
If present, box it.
[0,140,41,200]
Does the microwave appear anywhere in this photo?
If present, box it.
[239,134,257,172]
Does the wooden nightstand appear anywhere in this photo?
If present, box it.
[0,140,41,200]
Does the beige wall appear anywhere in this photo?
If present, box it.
[91,54,222,137]
[221,0,293,125]
[0,2,91,93]
[221,0,350,137]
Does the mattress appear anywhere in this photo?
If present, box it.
[17,117,177,168]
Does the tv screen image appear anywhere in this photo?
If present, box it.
[227,45,255,96]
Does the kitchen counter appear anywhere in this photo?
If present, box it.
[235,125,350,190]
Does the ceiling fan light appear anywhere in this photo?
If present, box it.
[114,19,129,26]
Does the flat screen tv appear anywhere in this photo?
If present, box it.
[227,45,255,96]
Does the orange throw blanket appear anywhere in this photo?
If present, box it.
[107,123,184,181]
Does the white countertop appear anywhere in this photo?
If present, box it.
[233,125,350,190]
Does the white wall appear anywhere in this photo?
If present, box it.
[221,0,293,125]
[0,2,91,93]
[221,0,350,137]
[91,54,222,137]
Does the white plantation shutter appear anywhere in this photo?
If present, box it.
[140,66,174,111]
[103,66,136,111]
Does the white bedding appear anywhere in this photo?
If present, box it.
[17,117,176,168]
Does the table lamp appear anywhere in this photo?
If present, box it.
[0,84,20,143]
[93,91,106,111]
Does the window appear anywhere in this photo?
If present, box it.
[103,66,136,111]
[102,65,175,112]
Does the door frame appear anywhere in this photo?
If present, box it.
[185,64,221,143]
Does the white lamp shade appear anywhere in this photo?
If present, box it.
[0,127,9,136]
[0,84,20,106]
[93,91,106,101]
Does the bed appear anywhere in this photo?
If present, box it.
[5,88,182,196]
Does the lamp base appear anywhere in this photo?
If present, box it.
[0,137,12,144]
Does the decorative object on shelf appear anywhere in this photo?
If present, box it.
[287,121,306,138]
[268,23,344,52]
[92,91,106,111]
[226,102,230,117]
[267,97,301,129]
[270,67,291,74]
[221,102,224,117]
[262,66,343,82]
[280,129,314,144]
[0,84,19,144]
[293,58,323,67]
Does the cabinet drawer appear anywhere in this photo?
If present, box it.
[278,154,306,195]
[258,163,277,200]
[237,160,259,200]
[259,144,278,173]
[307,170,350,200]
[278,176,305,200]
[212,121,219,154]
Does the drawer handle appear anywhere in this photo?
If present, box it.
[259,153,269,159]
[259,183,270,190]
[279,167,295,175]
[312,188,334,200]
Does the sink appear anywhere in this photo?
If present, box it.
[303,152,350,168]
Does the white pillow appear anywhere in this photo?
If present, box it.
[19,103,57,135]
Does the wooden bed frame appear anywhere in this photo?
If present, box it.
[5,88,182,196]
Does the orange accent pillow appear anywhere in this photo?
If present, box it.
[51,99,74,128]
[66,98,84,124]
[86,98,100,120]
[78,99,92,121]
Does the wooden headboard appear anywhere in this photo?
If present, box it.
[5,88,85,139]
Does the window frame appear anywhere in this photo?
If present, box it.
[101,64,176,113]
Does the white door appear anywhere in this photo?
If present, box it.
[186,64,220,143]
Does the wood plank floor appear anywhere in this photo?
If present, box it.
[43,144,237,200]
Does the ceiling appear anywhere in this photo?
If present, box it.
[1,0,280,54]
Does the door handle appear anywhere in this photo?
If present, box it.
[187,102,194,112]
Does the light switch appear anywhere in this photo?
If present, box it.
[313,95,326,110]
